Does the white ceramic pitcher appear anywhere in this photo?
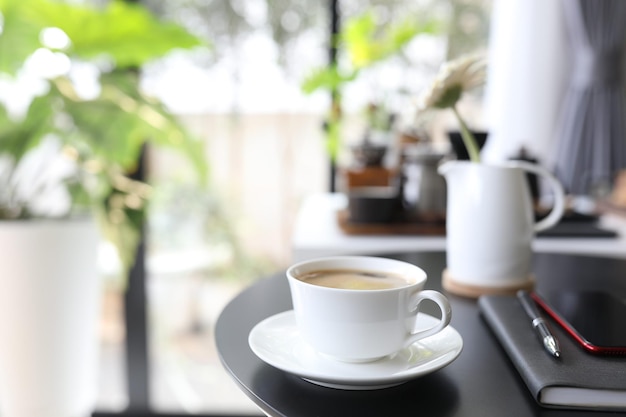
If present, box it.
[438,160,566,293]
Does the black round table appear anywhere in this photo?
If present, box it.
[215,252,626,417]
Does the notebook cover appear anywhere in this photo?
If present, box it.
[478,295,626,410]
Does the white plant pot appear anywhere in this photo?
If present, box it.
[0,218,101,417]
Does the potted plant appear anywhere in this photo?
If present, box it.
[0,0,207,415]
[418,54,565,297]
[301,9,442,160]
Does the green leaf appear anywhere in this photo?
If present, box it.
[342,12,378,67]
[0,0,207,73]
[300,9,442,96]
[343,13,442,69]
[50,71,207,184]
[0,93,56,159]
[49,1,205,67]
[0,0,44,75]
[98,71,208,183]
[301,65,358,94]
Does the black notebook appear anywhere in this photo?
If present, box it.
[478,295,626,411]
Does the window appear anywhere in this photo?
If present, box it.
[96,0,492,414]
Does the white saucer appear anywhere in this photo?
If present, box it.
[248,310,463,390]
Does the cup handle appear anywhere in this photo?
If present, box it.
[406,290,452,346]
[504,160,566,233]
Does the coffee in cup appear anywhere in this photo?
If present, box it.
[296,269,413,290]
[287,256,452,363]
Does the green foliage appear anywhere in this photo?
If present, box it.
[300,9,443,159]
[342,12,440,69]
[300,65,358,95]
[0,95,55,161]
[0,0,209,276]
[0,0,203,74]
[302,11,442,95]
[0,0,43,74]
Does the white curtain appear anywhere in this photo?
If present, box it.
[482,0,569,165]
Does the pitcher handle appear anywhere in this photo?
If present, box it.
[503,161,566,232]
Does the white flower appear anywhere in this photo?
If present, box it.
[417,53,487,162]
[418,53,487,110]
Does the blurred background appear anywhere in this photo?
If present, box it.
[2,0,493,415]
[139,0,490,414]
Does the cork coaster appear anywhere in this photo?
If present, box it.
[442,269,535,299]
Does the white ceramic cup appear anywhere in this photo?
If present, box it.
[286,256,452,363]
